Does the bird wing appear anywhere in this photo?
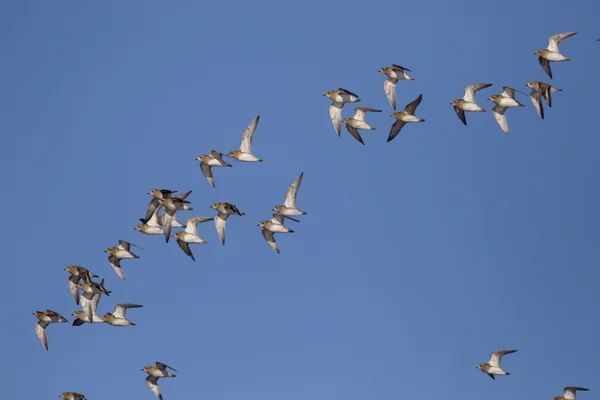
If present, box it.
[142,198,160,224]
[114,303,143,319]
[489,349,516,366]
[501,87,516,99]
[547,32,577,52]
[453,106,467,125]
[492,105,509,134]
[404,94,423,114]
[35,321,48,350]
[463,83,492,102]
[162,208,176,243]
[156,361,177,372]
[200,163,215,188]
[345,125,364,145]
[185,216,214,235]
[564,388,589,400]
[68,275,80,305]
[215,214,227,245]
[338,88,359,97]
[392,64,411,72]
[329,102,343,136]
[108,255,125,280]
[383,78,398,110]
[177,239,195,261]
[538,57,553,79]
[146,375,163,400]
[284,172,304,208]
[262,229,280,253]
[240,115,260,153]
[271,213,286,224]
[530,90,544,119]
[387,120,406,143]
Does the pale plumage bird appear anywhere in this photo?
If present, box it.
[324,88,361,136]
[553,387,590,400]
[342,107,382,145]
[196,150,232,187]
[64,265,98,306]
[105,240,142,280]
[77,278,111,297]
[451,83,493,125]
[526,81,562,119]
[102,303,143,326]
[476,349,517,380]
[135,206,164,236]
[388,94,425,142]
[258,214,294,254]
[33,310,68,351]
[535,32,577,79]
[379,65,415,110]
[211,202,245,246]
[488,87,526,134]
[143,361,177,378]
[173,216,214,261]
[143,362,177,400]
[273,172,306,218]
[228,115,263,162]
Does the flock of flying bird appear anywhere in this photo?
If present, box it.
[326,32,589,141]
[34,32,596,400]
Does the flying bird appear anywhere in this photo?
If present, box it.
[273,172,307,218]
[173,216,214,261]
[451,83,493,125]
[526,81,562,119]
[102,303,143,326]
[342,107,382,145]
[258,214,295,254]
[105,240,142,280]
[135,206,164,236]
[553,387,590,400]
[379,65,415,110]
[488,87,526,134]
[535,32,577,79]
[228,115,263,162]
[388,94,425,142]
[143,361,177,377]
[196,150,232,187]
[476,349,517,380]
[77,278,111,297]
[324,88,361,136]
[211,202,245,246]
[143,362,177,400]
[64,266,97,305]
[33,310,68,351]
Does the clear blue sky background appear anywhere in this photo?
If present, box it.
[2,1,599,399]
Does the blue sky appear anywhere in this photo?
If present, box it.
[2,1,599,399]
